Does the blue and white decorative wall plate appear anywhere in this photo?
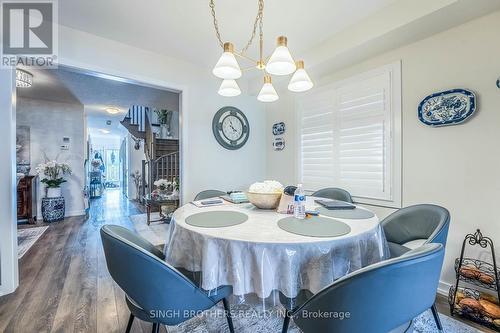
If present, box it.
[272,122,285,135]
[418,89,476,127]
[273,137,285,151]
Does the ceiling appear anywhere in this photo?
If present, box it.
[17,66,180,138]
[59,0,399,68]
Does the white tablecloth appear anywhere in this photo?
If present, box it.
[164,197,388,299]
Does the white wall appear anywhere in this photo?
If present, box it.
[90,134,122,150]
[266,92,297,185]
[17,97,86,218]
[57,25,267,203]
[266,11,500,292]
[0,68,18,295]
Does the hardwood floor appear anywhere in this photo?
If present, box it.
[0,189,166,333]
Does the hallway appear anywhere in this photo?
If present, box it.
[0,190,166,333]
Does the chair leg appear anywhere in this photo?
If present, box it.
[282,311,291,333]
[125,313,134,333]
[431,304,443,332]
[222,298,235,333]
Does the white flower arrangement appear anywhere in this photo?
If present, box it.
[35,160,72,188]
[154,179,172,191]
[249,180,284,193]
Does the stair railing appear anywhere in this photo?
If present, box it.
[141,159,150,200]
[144,107,154,160]
[124,106,179,197]
[149,152,179,193]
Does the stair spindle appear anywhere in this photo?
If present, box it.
[140,107,145,132]
[170,155,173,182]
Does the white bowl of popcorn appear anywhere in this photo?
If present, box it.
[247,180,284,209]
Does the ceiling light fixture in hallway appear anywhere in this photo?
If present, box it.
[16,69,33,88]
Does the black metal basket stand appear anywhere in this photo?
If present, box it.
[448,229,500,331]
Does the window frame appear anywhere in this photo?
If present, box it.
[296,61,402,208]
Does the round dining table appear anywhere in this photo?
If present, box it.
[164,196,388,302]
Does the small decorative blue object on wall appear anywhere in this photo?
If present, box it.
[418,89,476,127]
[496,77,500,89]
[272,122,285,135]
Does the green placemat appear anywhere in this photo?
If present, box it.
[277,216,351,238]
[317,206,375,219]
[185,211,248,228]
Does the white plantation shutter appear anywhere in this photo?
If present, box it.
[298,89,335,190]
[298,63,401,205]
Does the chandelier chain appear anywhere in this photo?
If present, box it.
[241,0,264,54]
[258,0,264,62]
[209,0,264,55]
[209,0,224,48]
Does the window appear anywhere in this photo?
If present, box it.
[297,62,401,207]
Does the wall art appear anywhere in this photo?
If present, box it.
[272,122,285,135]
[418,89,476,127]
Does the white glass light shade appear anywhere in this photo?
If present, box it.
[288,61,313,92]
[212,42,242,79]
[257,76,279,102]
[266,36,296,76]
[218,79,241,97]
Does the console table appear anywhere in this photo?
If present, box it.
[143,193,179,225]
[17,175,38,224]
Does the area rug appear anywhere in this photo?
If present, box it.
[18,226,49,258]
[165,303,479,333]
[129,213,170,247]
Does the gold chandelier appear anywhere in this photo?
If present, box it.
[210,0,313,102]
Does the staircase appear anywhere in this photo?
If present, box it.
[120,105,147,140]
[120,105,180,197]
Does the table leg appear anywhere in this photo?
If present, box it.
[146,204,151,226]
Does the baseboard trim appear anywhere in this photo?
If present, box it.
[65,210,86,217]
[0,284,17,297]
[438,280,452,297]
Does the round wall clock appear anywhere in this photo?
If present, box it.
[212,106,250,150]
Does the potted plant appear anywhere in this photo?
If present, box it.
[36,160,72,198]
[130,170,142,201]
[155,109,173,138]
[172,177,180,196]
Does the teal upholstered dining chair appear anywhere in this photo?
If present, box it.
[194,189,227,201]
[311,187,353,203]
[381,204,450,258]
[281,243,445,333]
[380,204,450,332]
[100,225,234,333]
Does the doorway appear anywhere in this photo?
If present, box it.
[9,66,182,294]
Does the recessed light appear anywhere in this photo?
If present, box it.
[99,129,111,134]
[105,107,120,114]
